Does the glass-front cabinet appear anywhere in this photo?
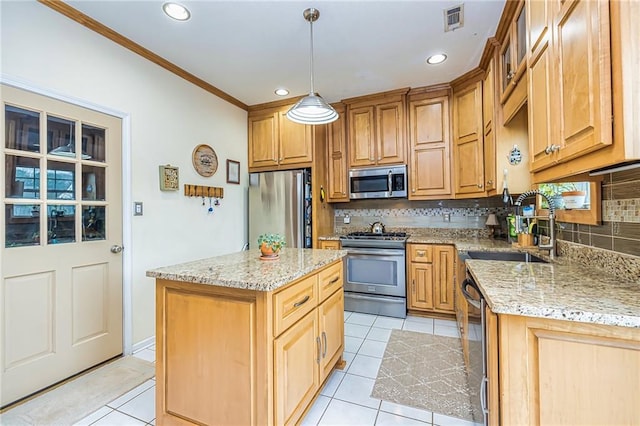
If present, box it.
[4,104,107,247]
[500,0,527,103]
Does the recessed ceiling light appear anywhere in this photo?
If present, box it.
[426,53,447,65]
[163,2,191,21]
[275,88,289,96]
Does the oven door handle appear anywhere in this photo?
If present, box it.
[461,278,481,309]
[345,248,405,256]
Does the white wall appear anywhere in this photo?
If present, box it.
[1,2,248,345]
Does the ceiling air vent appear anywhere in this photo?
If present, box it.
[444,4,464,32]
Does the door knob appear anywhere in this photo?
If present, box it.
[110,245,124,253]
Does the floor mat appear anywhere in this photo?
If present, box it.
[1,356,155,425]
[371,329,482,423]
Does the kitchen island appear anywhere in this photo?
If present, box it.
[146,248,347,426]
[465,259,640,425]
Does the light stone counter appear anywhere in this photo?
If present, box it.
[466,259,640,328]
[146,248,347,292]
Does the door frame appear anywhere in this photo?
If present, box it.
[1,75,134,355]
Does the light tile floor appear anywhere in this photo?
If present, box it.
[59,312,481,425]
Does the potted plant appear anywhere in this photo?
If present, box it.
[258,233,286,258]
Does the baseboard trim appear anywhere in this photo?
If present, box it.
[132,336,155,353]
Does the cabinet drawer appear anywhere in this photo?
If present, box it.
[318,261,343,302]
[409,244,433,263]
[274,275,318,337]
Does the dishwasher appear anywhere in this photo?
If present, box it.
[459,256,488,426]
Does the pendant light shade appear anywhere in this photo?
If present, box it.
[286,8,338,125]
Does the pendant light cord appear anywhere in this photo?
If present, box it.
[308,14,315,95]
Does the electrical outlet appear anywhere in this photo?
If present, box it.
[343,215,351,224]
[134,202,143,216]
[443,213,451,222]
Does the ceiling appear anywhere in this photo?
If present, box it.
[65,0,506,108]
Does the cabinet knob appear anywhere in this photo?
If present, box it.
[278,157,283,162]
[477,183,484,188]
[416,250,426,257]
[412,189,416,193]
[378,157,382,161]
[342,191,346,195]
[487,180,493,185]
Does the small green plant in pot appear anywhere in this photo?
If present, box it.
[258,233,286,258]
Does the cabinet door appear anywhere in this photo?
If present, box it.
[376,100,406,165]
[274,310,320,426]
[278,110,313,165]
[408,96,452,199]
[554,0,612,161]
[408,262,434,311]
[453,82,485,197]
[248,111,279,169]
[318,240,340,250]
[482,63,497,193]
[348,105,376,167]
[485,306,499,426]
[528,40,556,171]
[318,290,344,381]
[327,105,349,202]
[433,245,455,313]
[528,0,551,57]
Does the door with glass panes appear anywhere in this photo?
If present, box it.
[1,85,123,407]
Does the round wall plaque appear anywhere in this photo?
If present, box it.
[192,144,218,177]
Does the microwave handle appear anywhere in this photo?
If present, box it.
[388,171,393,196]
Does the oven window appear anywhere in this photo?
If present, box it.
[347,257,398,286]
[351,175,389,193]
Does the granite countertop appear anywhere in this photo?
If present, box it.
[466,259,640,328]
[146,248,347,292]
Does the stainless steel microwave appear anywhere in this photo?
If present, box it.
[349,165,408,199]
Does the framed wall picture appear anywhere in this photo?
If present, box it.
[226,160,240,184]
[159,164,179,191]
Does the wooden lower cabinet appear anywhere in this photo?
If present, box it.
[155,260,344,426]
[274,309,319,425]
[497,313,640,425]
[318,240,341,250]
[407,244,455,315]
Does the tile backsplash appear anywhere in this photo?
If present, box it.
[333,198,509,235]
[331,167,640,259]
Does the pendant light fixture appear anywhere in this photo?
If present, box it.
[286,8,339,125]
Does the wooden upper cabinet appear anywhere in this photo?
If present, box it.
[248,111,279,168]
[408,92,452,199]
[483,60,497,193]
[528,0,614,177]
[248,103,313,171]
[278,110,313,165]
[528,0,551,57]
[326,104,348,202]
[376,99,406,165]
[554,0,612,161]
[453,81,485,197]
[500,1,527,103]
[345,90,408,168]
[347,104,375,167]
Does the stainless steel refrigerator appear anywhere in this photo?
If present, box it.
[248,169,312,249]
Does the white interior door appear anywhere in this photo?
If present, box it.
[1,84,123,407]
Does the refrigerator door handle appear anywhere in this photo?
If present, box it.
[296,172,304,248]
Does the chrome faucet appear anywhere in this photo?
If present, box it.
[513,189,556,260]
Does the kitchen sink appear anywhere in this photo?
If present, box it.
[466,251,548,263]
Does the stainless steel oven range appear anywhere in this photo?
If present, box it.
[339,232,409,318]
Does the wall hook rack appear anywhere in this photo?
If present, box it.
[184,184,224,199]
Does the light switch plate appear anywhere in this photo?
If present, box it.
[343,215,351,224]
[134,202,143,216]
